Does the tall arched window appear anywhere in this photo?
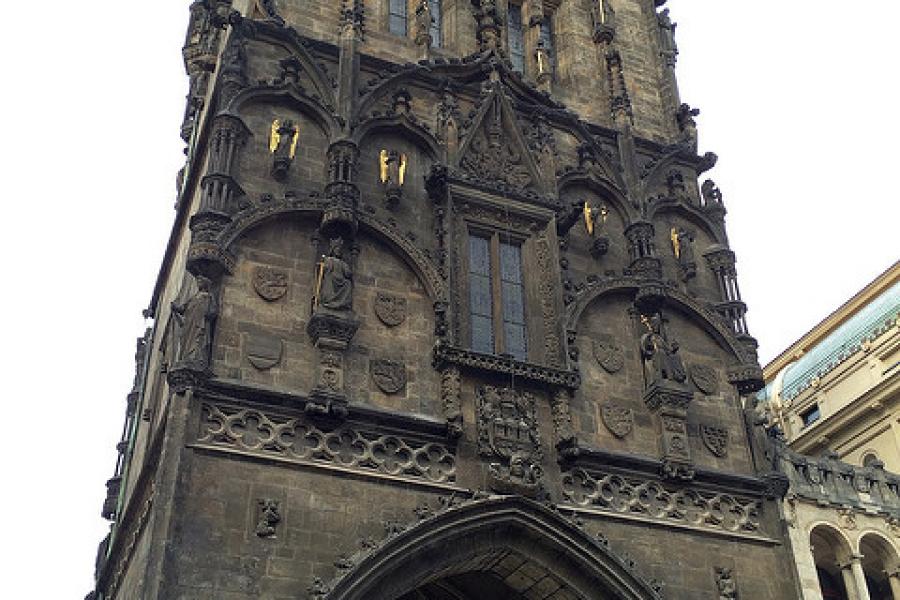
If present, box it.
[389,0,408,36]
[507,4,525,73]
[429,0,442,47]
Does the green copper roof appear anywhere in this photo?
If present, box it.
[779,280,899,400]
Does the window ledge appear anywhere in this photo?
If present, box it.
[433,343,580,390]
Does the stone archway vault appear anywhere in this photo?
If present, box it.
[321,496,662,600]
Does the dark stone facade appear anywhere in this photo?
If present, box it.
[90,1,800,598]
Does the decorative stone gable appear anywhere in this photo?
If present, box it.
[457,84,543,194]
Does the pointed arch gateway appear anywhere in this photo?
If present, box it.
[322,496,662,600]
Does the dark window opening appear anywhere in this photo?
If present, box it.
[389,0,408,36]
[467,232,527,361]
[508,4,525,73]
[429,0,442,47]
[800,404,821,427]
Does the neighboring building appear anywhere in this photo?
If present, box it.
[762,262,900,469]
[90,1,803,599]
[760,262,900,600]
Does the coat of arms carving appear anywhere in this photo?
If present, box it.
[592,336,625,374]
[252,266,288,302]
[373,292,407,327]
[370,359,407,394]
[601,403,633,438]
[690,364,719,395]
[245,333,283,371]
[700,424,729,458]
[476,386,543,497]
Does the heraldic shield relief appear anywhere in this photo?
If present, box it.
[476,385,544,497]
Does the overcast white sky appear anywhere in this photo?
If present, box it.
[0,1,897,597]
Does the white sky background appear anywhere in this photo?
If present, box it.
[0,1,897,596]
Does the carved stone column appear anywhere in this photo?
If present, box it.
[306,308,360,419]
[440,365,463,438]
[625,221,662,279]
[645,382,694,480]
[639,309,694,480]
[887,569,900,600]
[838,560,861,600]
[338,0,363,126]
[551,387,577,454]
[472,0,502,52]
[188,113,248,278]
[848,554,872,600]
[322,141,360,239]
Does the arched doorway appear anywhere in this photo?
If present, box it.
[324,496,661,600]
[860,532,899,600]
[810,524,852,600]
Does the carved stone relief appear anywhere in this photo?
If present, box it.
[476,386,543,496]
[255,499,281,538]
[690,363,719,395]
[601,403,634,439]
[373,292,407,327]
[197,401,456,484]
[700,424,729,458]
[562,468,762,534]
[714,567,738,599]
[592,335,624,373]
[370,359,407,394]
[253,267,289,302]
[246,333,284,371]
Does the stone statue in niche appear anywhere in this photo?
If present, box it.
[702,179,723,205]
[671,227,696,280]
[640,313,687,385]
[414,0,433,47]
[585,202,611,259]
[676,103,699,152]
[657,8,678,67]
[270,119,298,181]
[171,275,218,369]
[316,237,353,311]
[715,567,738,599]
[379,149,405,209]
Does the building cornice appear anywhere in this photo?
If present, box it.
[764,261,898,379]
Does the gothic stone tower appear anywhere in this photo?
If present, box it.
[91,1,800,598]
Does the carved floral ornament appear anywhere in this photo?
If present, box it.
[196,401,456,484]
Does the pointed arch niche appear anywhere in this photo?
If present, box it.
[324,497,661,600]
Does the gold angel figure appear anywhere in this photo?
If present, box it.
[269,119,299,158]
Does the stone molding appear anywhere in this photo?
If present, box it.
[193,399,457,486]
[562,467,763,536]
[432,343,581,390]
